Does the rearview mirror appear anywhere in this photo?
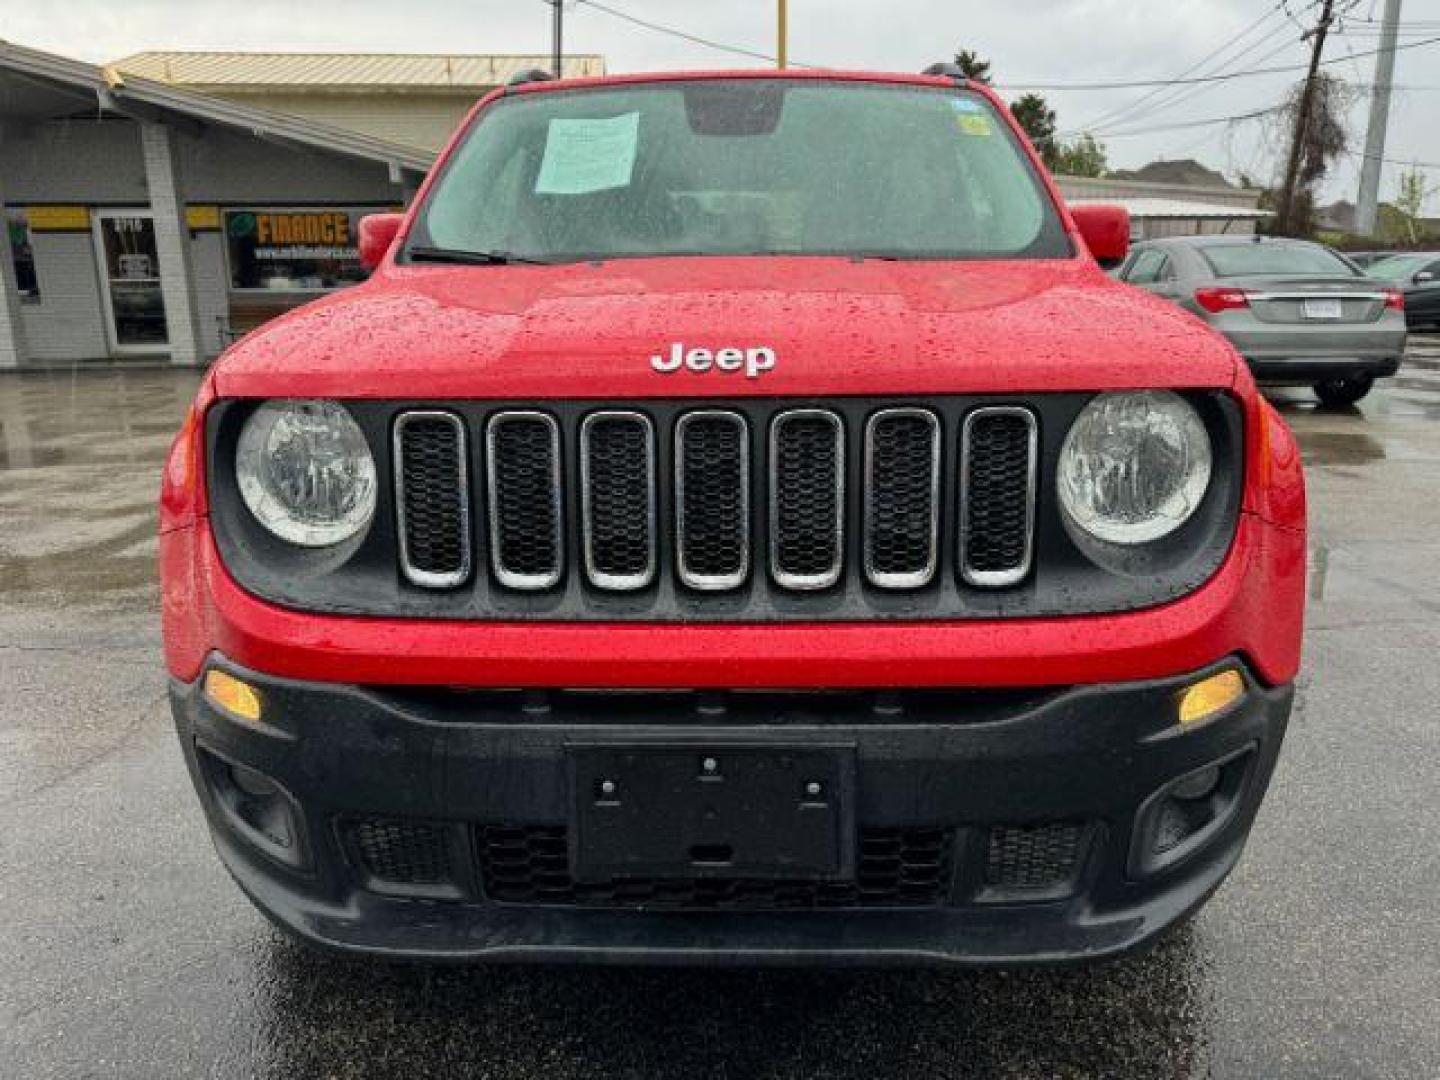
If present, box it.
[1070,204,1130,267]
[1416,270,1436,284]
[358,213,404,271]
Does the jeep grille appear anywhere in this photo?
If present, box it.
[394,403,1036,596]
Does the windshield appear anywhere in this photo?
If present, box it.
[1198,242,1358,279]
[1366,254,1431,279]
[409,79,1070,263]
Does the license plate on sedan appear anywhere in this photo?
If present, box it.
[1303,298,1344,320]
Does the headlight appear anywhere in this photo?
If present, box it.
[1058,390,1211,546]
[236,400,376,547]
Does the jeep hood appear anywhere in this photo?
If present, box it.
[215,256,1239,399]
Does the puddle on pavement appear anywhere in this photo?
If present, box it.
[0,368,200,612]
[1294,431,1387,466]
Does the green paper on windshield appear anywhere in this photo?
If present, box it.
[535,113,640,195]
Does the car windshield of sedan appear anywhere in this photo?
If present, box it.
[409,79,1070,263]
[1198,242,1360,278]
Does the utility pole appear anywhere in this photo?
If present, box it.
[1274,0,1336,236]
[1355,0,1403,236]
[777,0,788,68]
[551,0,564,78]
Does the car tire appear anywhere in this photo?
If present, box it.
[1314,375,1375,408]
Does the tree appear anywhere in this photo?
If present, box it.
[953,49,991,85]
[1267,73,1352,237]
[1053,133,1109,178]
[1394,166,1430,244]
[1010,93,1058,169]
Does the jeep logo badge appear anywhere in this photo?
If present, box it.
[651,343,776,379]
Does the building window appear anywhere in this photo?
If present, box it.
[6,212,39,300]
[224,208,382,292]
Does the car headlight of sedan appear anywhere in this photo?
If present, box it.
[236,400,377,547]
[1058,390,1212,546]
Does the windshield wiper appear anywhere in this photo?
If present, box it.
[406,245,552,266]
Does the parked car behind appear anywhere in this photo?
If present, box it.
[1116,235,1406,407]
[1365,252,1440,331]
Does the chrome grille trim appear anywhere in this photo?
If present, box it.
[769,408,845,591]
[863,407,941,589]
[393,410,471,589]
[485,410,563,591]
[579,410,657,591]
[674,410,750,592]
[959,406,1039,589]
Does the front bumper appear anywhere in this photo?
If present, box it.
[172,656,1293,966]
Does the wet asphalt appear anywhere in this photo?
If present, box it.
[2,346,1438,1079]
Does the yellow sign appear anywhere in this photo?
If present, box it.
[25,205,90,232]
[254,211,352,247]
[186,205,222,231]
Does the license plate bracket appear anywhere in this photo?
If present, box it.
[569,743,856,882]
[1303,297,1344,320]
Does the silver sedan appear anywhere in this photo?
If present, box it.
[1115,236,1407,407]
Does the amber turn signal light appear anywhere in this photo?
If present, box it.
[1177,670,1244,727]
[203,669,262,722]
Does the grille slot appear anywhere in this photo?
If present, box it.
[486,411,563,590]
[864,408,941,588]
[675,411,750,591]
[580,411,657,590]
[477,825,954,909]
[960,407,1038,587]
[394,411,470,588]
[347,818,454,886]
[984,822,1086,893]
[770,410,845,590]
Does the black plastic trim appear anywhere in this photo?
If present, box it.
[204,392,1244,623]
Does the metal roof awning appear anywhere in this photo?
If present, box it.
[0,39,434,175]
[1068,196,1273,221]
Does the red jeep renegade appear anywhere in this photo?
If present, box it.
[159,66,1306,965]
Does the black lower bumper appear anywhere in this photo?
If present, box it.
[170,657,1292,966]
[1247,354,1401,383]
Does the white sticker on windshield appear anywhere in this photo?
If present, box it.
[535,112,640,195]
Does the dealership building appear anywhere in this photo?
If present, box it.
[0,42,603,368]
[1,41,1262,369]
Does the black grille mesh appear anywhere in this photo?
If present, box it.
[984,822,1085,891]
[477,825,953,909]
[583,415,653,584]
[866,412,938,582]
[397,416,467,581]
[963,412,1034,577]
[489,415,561,582]
[678,415,748,583]
[772,414,843,583]
[348,818,453,885]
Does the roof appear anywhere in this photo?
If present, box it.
[0,40,432,174]
[111,51,606,90]
[1068,196,1273,221]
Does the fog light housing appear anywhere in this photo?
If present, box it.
[195,745,307,869]
[1130,747,1255,877]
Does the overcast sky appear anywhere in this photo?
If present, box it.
[5,0,1439,209]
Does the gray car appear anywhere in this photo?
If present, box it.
[1116,236,1407,407]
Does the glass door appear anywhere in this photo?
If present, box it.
[93,211,169,354]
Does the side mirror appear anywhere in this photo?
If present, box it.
[1415,270,1436,284]
[358,213,404,271]
[1070,204,1130,267]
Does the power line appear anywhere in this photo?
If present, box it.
[565,0,802,66]
[1066,2,1294,135]
[1093,106,1282,139]
[996,30,1440,90]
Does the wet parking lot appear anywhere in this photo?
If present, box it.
[2,347,1439,1078]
